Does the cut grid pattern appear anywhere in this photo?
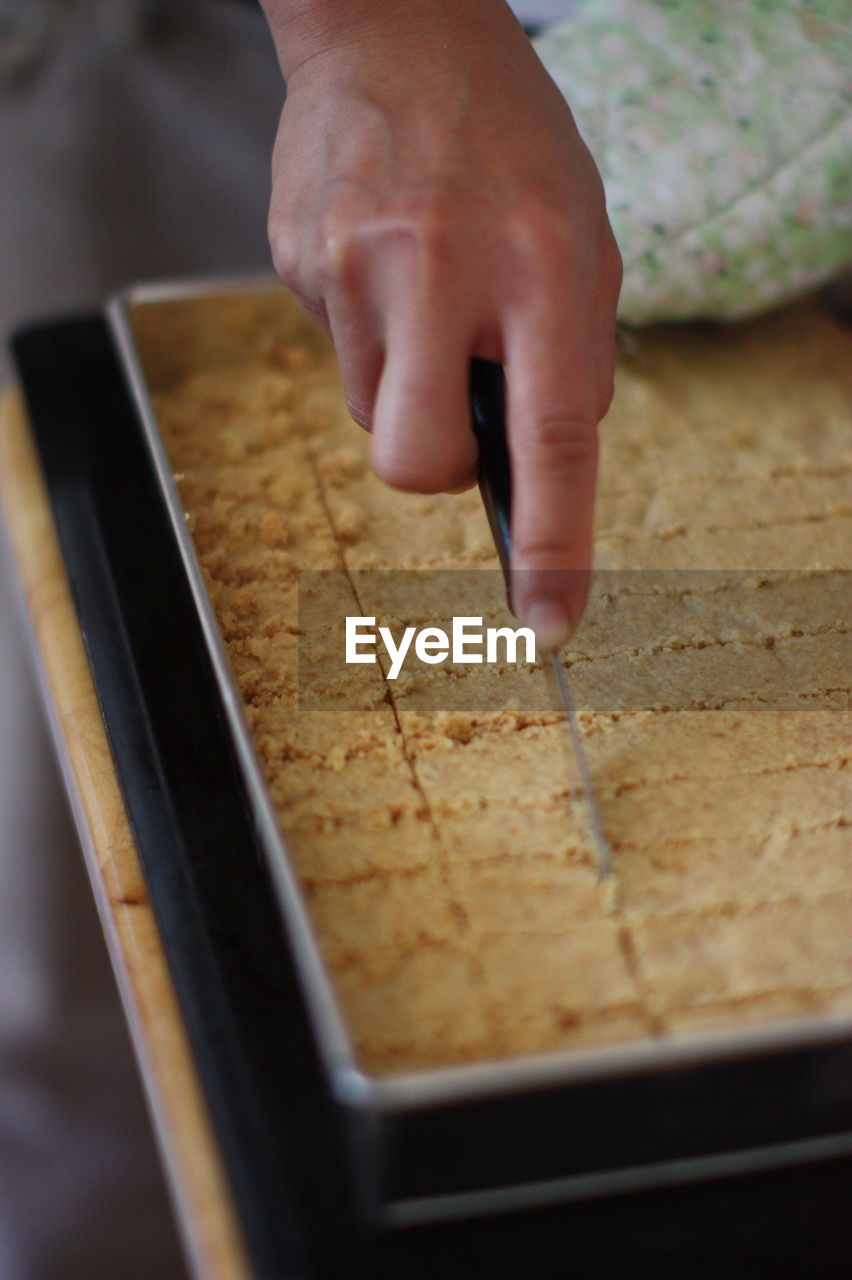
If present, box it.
[132,289,851,1075]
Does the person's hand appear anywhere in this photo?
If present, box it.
[261,0,621,644]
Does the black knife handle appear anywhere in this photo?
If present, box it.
[470,357,511,585]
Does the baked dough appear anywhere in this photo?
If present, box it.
[131,287,851,1075]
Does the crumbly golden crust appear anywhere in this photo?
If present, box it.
[132,289,851,1074]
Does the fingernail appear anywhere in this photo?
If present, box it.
[524,600,575,653]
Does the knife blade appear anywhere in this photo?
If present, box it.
[470,358,613,879]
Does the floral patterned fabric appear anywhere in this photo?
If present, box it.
[534,0,852,322]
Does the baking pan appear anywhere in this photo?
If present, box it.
[11,279,852,1250]
[109,277,852,1226]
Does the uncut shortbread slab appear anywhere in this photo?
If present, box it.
[133,288,851,1075]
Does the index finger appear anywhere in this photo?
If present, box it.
[504,300,601,649]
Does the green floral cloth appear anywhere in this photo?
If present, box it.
[534,0,852,323]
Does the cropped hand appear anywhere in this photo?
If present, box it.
[262,0,621,643]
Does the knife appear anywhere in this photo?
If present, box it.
[469,358,613,879]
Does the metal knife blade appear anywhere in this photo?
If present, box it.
[550,652,613,878]
[470,358,613,878]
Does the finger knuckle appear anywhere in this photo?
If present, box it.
[511,210,574,280]
[268,216,299,283]
[514,537,574,562]
[520,410,598,462]
[372,189,458,273]
[313,213,359,291]
[413,205,453,261]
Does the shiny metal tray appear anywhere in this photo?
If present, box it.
[12,278,852,1271]
[109,277,852,1226]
